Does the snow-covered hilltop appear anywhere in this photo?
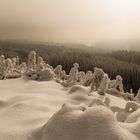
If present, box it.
[0,51,140,140]
[0,50,140,102]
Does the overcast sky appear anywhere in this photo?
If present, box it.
[0,0,140,44]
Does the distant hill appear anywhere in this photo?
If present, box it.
[93,39,140,51]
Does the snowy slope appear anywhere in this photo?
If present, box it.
[0,77,69,140]
[0,77,139,140]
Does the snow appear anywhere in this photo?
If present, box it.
[0,77,140,140]
[34,106,137,140]
[0,77,69,140]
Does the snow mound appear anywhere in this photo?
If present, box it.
[69,85,89,94]
[111,101,140,123]
[125,109,140,123]
[31,104,136,140]
[37,68,55,81]
[27,68,55,81]
[68,85,92,104]
[0,77,139,140]
[0,98,7,106]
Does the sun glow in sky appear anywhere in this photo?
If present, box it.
[0,0,140,44]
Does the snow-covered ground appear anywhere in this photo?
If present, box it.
[0,77,139,140]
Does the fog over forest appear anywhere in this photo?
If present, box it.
[1,0,140,50]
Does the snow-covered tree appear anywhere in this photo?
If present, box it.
[0,55,6,79]
[67,63,79,84]
[16,56,20,67]
[60,70,67,81]
[78,71,85,83]
[136,89,140,101]
[113,75,124,92]
[36,56,45,71]
[54,65,63,80]
[19,62,27,74]
[5,58,14,77]
[37,68,55,81]
[27,51,37,72]
[11,57,17,68]
[108,80,116,88]
[98,74,110,95]
[82,71,93,86]
[90,67,104,92]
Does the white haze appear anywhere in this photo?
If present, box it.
[0,0,140,48]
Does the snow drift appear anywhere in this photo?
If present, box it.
[30,104,139,140]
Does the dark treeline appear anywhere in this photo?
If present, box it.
[0,40,140,95]
[50,52,140,95]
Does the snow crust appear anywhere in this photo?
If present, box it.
[0,78,139,140]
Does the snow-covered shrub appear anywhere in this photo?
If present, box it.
[36,68,55,81]
[16,56,19,67]
[5,58,14,77]
[108,79,116,88]
[26,67,55,81]
[19,62,27,74]
[67,63,79,84]
[43,63,53,70]
[78,71,85,83]
[11,57,17,68]
[90,67,104,92]
[54,65,62,80]
[0,55,6,79]
[0,55,5,63]
[106,88,121,97]
[82,71,93,86]
[98,73,110,95]
[4,58,22,78]
[130,89,133,94]
[113,75,124,92]
[136,89,140,102]
[27,51,37,72]
[60,70,67,81]
[30,73,38,80]
[36,56,45,71]
[121,92,137,101]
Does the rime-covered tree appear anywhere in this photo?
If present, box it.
[54,65,63,80]
[36,56,45,71]
[82,71,93,86]
[90,67,104,92]
[0,55,6,79]
[67,63,79,84]
[27,51,37,72]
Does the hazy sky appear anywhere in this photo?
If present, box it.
[0,0,140,44]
